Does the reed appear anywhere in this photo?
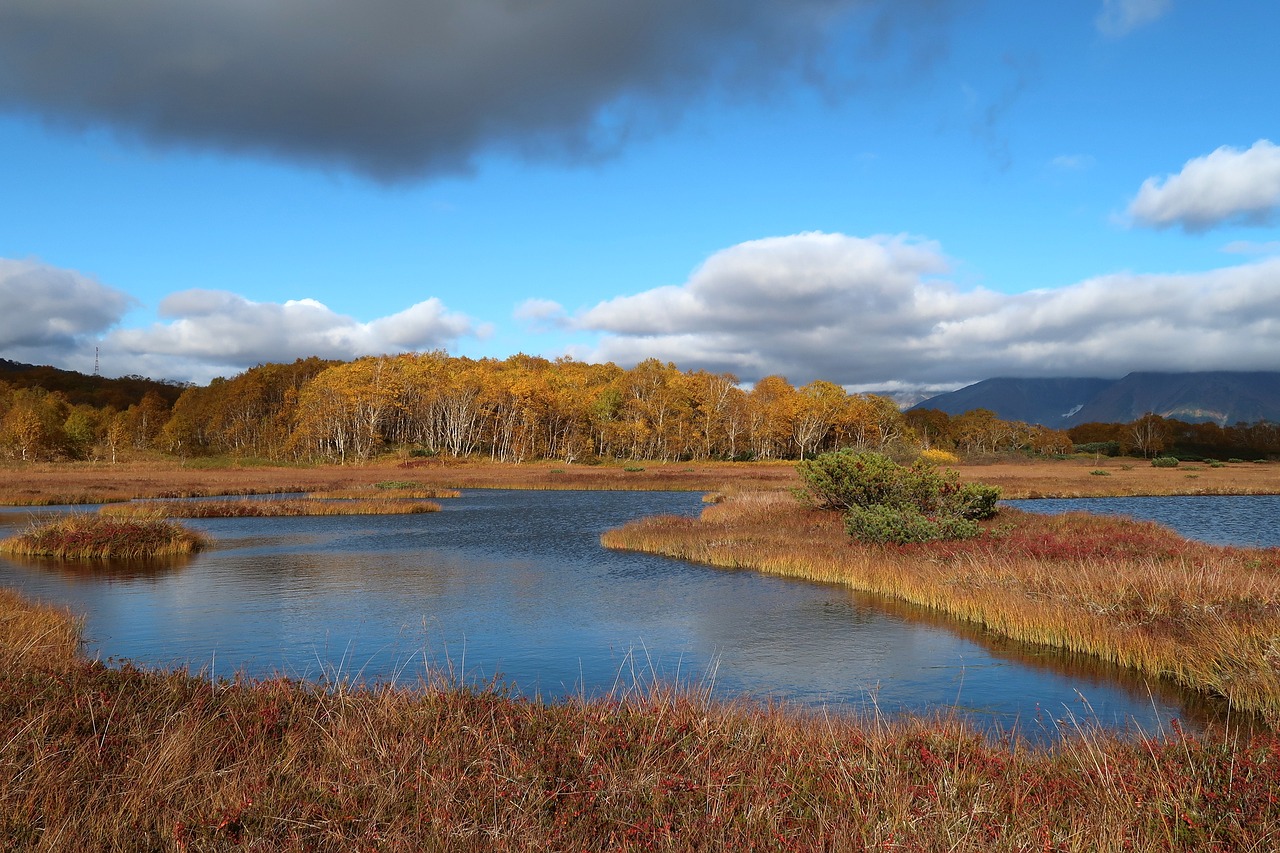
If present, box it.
[308,486,462,500]
[0,513,209,559]
[100,497,442,518]
[603,492,1280,723]
[1,593,1278,851]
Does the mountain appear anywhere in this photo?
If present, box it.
[907,377,1115,426]
[910,372,1280,427]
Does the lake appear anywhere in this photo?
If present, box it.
[0,489,1261,738]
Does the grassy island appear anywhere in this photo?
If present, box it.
[99,497,442,518]
[604,489,1280,724]
[0,513,209,559]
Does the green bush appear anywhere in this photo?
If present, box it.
[796,450,999,545]
[844,505,980,544]
[1151,456,1180,468]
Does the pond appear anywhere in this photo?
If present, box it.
[0,489,1257,738]
[1006,494,1280,548]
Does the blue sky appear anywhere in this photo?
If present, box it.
[1,0,1278,393]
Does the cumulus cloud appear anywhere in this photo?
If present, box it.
[96,290,478,381]
[1128,140,1280,231]
[1095,0,1171,36]
[0,0,916,181]
[0,258,134,365]
[572,231,1280,388]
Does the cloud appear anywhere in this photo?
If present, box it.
[1127,140,1280,231]
[0,0,914,181]
[0,258,134,362]
[1095,0,1171,37]
[96,290,479,383]
[1050,154,1094,172]
[572,231,1280,388]
[514,298,570,332]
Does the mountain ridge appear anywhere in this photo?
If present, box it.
[910,372,1280,427]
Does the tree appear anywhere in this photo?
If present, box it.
[1129,413,1172,459]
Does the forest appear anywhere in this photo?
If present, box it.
[0,352,1276,464]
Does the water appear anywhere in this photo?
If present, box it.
[1006,494,1280,548]
[0,490,1255,737]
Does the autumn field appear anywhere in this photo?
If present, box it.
[4,590,1280,851]
[3,455,1280,848]
[0,453,1276,507]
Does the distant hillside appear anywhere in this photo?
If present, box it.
[907,377,1114,426]
[0,359,187,410]
[911,372,1280,427]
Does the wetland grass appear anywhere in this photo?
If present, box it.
[603,491,1280,723]
[2,588,1280,851]
[99,497,442,518]
[0,513,209,559]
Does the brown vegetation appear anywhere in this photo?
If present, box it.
[0,513,209,559]
[100,497,441,518]
[604,492,1280,723]
[2,590,1279,850]
[2,454,1275,508]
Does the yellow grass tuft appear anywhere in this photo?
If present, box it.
[0,513,209,559]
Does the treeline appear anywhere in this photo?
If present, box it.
[1,351,1274,464]
[0,352,1067,464]
[1068,414,1280,460]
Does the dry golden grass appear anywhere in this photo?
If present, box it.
[0,455,1276,506]
[2,588,1279,851]
[100,497,441,518]
[0,458,800,505]
[0,513,210,559]
[603,492,1280,723]
[955,456,1280,499]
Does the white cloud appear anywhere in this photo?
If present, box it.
[0,258,134,367]
[573,232,1280,387]
[1222,240,1280,256]
[1128,140,1280,231]
[1095,0,1171,37]
[1049,154,1094,171]
[98,290,479,382]
[514,298,570,331]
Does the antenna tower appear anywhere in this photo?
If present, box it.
[94,346,100,376]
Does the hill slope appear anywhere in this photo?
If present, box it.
[911,372,1280,427]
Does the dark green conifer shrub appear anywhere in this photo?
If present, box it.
[796,450,999,545]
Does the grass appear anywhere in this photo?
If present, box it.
[603,492,1280,724]
[1,455,1277,506]
[2,591,1280,850]
[308,486,462,500]
[100,497,442,518]
[0,513,209,559]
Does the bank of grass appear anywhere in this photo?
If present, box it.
[100,497,442,518]
[2,592,1279,850]
[0,513,209,559]
[308,483,462,500]
[603,492,1280,724]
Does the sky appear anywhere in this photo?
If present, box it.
[1,0,1278,395]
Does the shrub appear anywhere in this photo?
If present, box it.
[1151,456,1180,468]
[844,504,979,544]
[796,450,999,545]
[1089,469,1111,476]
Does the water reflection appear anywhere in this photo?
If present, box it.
[0,490,1259,738]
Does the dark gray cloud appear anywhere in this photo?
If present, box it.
[574,232,1280,388]
[0,0,892,181]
